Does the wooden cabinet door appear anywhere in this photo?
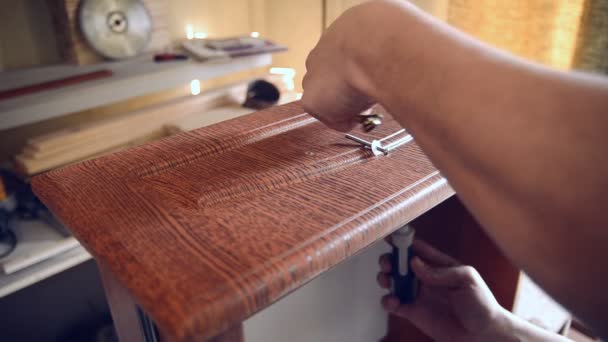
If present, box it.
[33,101,455,340]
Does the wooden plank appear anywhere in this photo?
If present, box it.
[26,87,231,152]
[15,128,169,175]
[14,83,248,175]
[165,105,254,133]
[32,101,454,340]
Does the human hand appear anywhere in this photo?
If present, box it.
[377,239,510,342]
[301,1,397,131]
[302,0,438,132]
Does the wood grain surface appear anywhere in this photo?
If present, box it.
[32,101,454,340]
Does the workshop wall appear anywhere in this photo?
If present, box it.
[0,0,446,86]
[325,0,448,26]
[0,0,62,69]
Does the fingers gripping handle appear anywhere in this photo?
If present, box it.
[391,225,418,304]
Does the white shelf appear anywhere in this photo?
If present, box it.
[0,219,78,274]
[0,53,273,130]
[0,218,93,298]
[0,245,91,298]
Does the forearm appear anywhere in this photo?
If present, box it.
[493,309,572,342]
[348,0,608,335]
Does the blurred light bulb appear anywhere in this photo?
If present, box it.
[190,79,201,95]
[250,31,260,38]
[194,32,208,39]
[270,67,296,91]
[186,25,194,40]
[270,67,296,77]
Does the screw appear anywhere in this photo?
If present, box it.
[345,134,388,155]
[345,134,372,147]
[359,113,383,132]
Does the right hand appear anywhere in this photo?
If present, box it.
[301,1,381,131]
[377,239,510,342]
[301,0,440,132]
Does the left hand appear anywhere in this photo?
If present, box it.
[377,239,509,342]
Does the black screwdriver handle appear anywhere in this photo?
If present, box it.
[391,245,418,303]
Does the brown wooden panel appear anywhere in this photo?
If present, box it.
[383,196,520,341]
[32,101,454,340]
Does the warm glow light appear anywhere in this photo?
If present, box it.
[250,31,260,38]
[190,79,201,95]
[270,67,296,77]
[548,1,584,69]
[186,25,207,40]
[270,67,296,91]
[186,24,194,40]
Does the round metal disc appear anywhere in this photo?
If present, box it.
[79,0,152,60]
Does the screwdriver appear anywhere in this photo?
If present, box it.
[391,225,418,303]
[154,53,189,62]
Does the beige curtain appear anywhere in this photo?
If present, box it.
[447,0,608,72]
[573,0,608,72]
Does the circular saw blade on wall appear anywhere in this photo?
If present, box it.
[78,0,153,60]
